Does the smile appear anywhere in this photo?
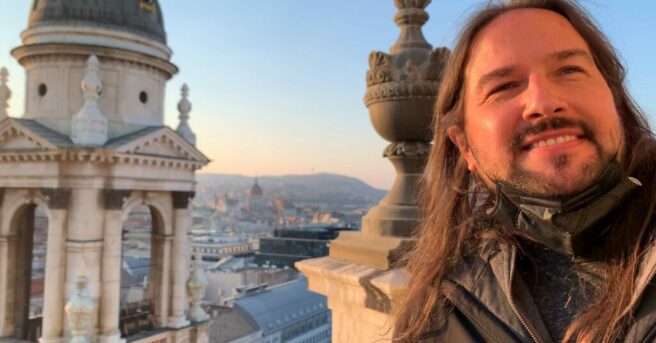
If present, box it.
[530,135,578,149]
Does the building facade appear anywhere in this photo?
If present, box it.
[0,1,211,342]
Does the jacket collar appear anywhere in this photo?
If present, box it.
[447,240,656,342]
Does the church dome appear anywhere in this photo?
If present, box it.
[249,179,264,197]
[28,0,166,44]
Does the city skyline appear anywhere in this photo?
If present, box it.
[1,1,655,189]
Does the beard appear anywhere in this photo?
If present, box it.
[500,117,613,197]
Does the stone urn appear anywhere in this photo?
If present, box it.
[187,253,209,322]
[328,0,449,270]
[362,0,449,240]
[65,271,95,343]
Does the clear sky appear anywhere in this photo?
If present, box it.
[1,1,655,189]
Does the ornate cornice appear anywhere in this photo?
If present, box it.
[41,188,71,209]
[383,142,431,158]
[11,43,177,79]
[103,189,132,210]
[172,191,195,209]
[0,150,206,170]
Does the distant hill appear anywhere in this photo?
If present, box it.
[195,173,387,207]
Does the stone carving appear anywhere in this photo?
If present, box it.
[42,188,72,209]
[176,84,197,146]
[383,142,431,158]
[103,189,132,210]
[394,0,431,9]
[71,55,108,146]
[187,252,209,322]
[0,67,10,119]
[357,0,448,244]
[65,267,95,343]
[364,0,450,106]
[172,191,195,209]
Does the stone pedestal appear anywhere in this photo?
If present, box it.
[296,257,408,343]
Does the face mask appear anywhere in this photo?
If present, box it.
[490,161,641,257]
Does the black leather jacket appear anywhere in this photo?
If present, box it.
[422,241,656,343]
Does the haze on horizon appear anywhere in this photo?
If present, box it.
[1,1,655,189]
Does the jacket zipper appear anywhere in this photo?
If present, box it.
[622,256,656,318]
[508,247,542,343]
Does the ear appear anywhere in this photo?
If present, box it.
[447,125,478,173]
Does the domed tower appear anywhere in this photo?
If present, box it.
[13,0,177,137]
[0,1,209,343]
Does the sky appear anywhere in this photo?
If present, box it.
[1,1,656,190]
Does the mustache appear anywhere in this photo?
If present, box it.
[510,117,596,150]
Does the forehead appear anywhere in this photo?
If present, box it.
[466,8,591,80]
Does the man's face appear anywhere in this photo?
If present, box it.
[450,8,624,196]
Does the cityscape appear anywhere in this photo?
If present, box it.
[0,1,654,343]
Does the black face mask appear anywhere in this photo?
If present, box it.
[489,161,642,257]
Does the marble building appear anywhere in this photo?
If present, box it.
[0,1,210,343]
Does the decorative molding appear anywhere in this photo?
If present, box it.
[383,142,431,158]
[364,48,449,106]
[172,191,195,209]
[103,189,132,210]
[364,80,438,106]
[41,188,71,209]
[12,43,178,79]
[0,149,206,170]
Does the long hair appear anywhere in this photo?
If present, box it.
[393,1,656,342]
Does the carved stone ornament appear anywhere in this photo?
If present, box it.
[383,141,431,158]
[103,189,132,210]
[41,188,71,209]
[364,0,450,107]
[71,55,108,146]
[172,191,195,209]
[65,267,95,343]
[364,47,449,106]
[176,83,197,146]
[187,252,209,322]
[0,67,11,119]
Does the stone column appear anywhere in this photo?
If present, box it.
[297,1,449,342]
[98,190,131,343]
[64,188,104,340]
[152,232,172,327]
[167,191,194,328]
[39,191,69,343]
[0,188,10,337]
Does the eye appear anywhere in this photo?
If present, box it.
[558,65,584,75]
[489,82,518,96]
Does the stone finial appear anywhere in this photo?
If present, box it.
[71,55,108,146]
[390,0,432,53]
[65,265,95,343]
[176,83,197,146]
[0,67,11,119]
[187,251,209,322]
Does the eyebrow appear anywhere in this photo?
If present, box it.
[475,49,593,92]
[551,48,592,62]
[476,66,516,93]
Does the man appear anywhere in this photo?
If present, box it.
[394,1,656,342]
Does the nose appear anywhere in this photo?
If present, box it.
[521,74,566,122]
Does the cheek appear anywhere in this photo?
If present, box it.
[465,106,519,150]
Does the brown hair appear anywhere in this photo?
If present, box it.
[394,1,656,342]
